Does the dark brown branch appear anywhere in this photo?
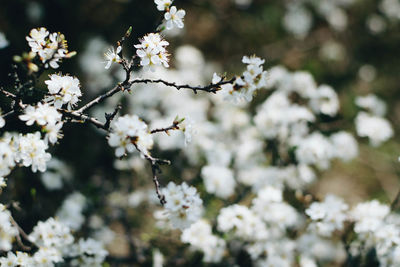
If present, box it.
[134,144,170,205]
[150,120,181,134]
[60,109,108,130]
[130,77,235,94]
[104,105,122,130]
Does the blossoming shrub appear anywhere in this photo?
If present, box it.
[0,0,399,266]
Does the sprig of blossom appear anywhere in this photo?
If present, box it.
[28,217,74,249]
[219,55,268,103]
[108,114,154,157]
[45,74,82,110]
[15,132,51,173]
[134,33,169,70]
[26,27,74,69]
[161,182,203,230]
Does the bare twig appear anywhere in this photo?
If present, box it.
[130,77,235,94]
[150,120,181,134]
[9,216,37,251]
[60,109,108,130]
[0,87,17,99]
[104,105,122,130]
[134,144,170,205]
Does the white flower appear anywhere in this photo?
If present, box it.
[19,103,62,126]
[330,131,358,162]
[164,6,186,30]
[355,112,393,146]
[306,195,348,237]
[0,32,9,49]
[154,0,172,11]
[108,114,153,157]
[283,5,312,38]
[309,85,339,116]
[217,204,268,240]
[221,55,268,103]
[355,94,387,116]
[26,27,49,51]
[351,200,390,234]
[104,46,122,69]
[161,182,203,230]
[201,165,235,199]
[29,217,74,249]
[295,132,334,170]
[26,27,71,69]
[135,33,169,70]
[56,192,86,230]
[15,132,51,173]
[181,220,226,263]
[45,74,82,109]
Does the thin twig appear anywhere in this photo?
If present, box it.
[9,216,36,251]
[150,120,180,134]
[134,144,170,205]
[0,87,17,99]
[60,109,108,130]
[104,105,122,130]
[130,77,235,94]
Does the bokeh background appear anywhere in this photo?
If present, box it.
[0,0,400,265]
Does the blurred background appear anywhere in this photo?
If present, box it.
[0,0,400,265]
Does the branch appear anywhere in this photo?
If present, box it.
[10,216,34,251]
[150,120,181,135]
[60,109,108,130]
[134,144,170,205]
[104,105,122,130]
[0,87,17,99]
[130,77,235,94]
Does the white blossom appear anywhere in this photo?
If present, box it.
[164,6,186,30]
[201,165,235,199]
[108,114,153,157]
[355,112,393,146]
[45,74,82,110]
[161,182,203,230]
[154,0,172,11]
[104,45,122,69]
[135,33,169,70]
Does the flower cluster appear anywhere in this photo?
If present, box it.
[181,220,226,263]
[19,103,63,144]
[135,33,169,70]
[161,182,203,230]
[26,27,73,69]
[218,55,268,103]
[306,195,349,236]
[15,132,52,173]
[355,94,393,147]
[45,74,82,110]
[108,114,154,157]
[154,0,186,30]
